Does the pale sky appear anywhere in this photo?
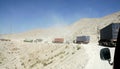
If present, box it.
[0,0,120,34]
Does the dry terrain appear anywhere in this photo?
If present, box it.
[0,41,88,69]
[0,11,120,69]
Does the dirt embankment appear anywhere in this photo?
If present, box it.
[0,41,88,69]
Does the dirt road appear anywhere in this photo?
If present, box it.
[83,43,115,69]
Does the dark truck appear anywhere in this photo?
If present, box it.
[100,28,120,69]
[73,36,90,44]
[99,23,120,47]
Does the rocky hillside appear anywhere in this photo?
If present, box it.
[1,11,120,43]
[69,11,120,42]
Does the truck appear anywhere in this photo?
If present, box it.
[52,38,64,43]
[0,39,11,41]
[73,36,90,44]
[100,28,120,69]
[99,23,120,47]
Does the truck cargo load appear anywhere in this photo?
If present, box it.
[74,36,90,44]
[52,38,64,43]
[99,23,120,47]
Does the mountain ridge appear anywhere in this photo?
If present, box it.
[1,11,120,42]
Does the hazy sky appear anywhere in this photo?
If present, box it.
[0,0,120,34]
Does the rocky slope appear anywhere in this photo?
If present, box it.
[1,11,120,43]
[0,11,119,69]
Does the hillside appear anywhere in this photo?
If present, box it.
[0,11,119,69]
[1,11,120,43]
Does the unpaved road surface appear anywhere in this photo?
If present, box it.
[84,43,115,69]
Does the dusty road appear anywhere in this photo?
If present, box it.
[83,43,115,69]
